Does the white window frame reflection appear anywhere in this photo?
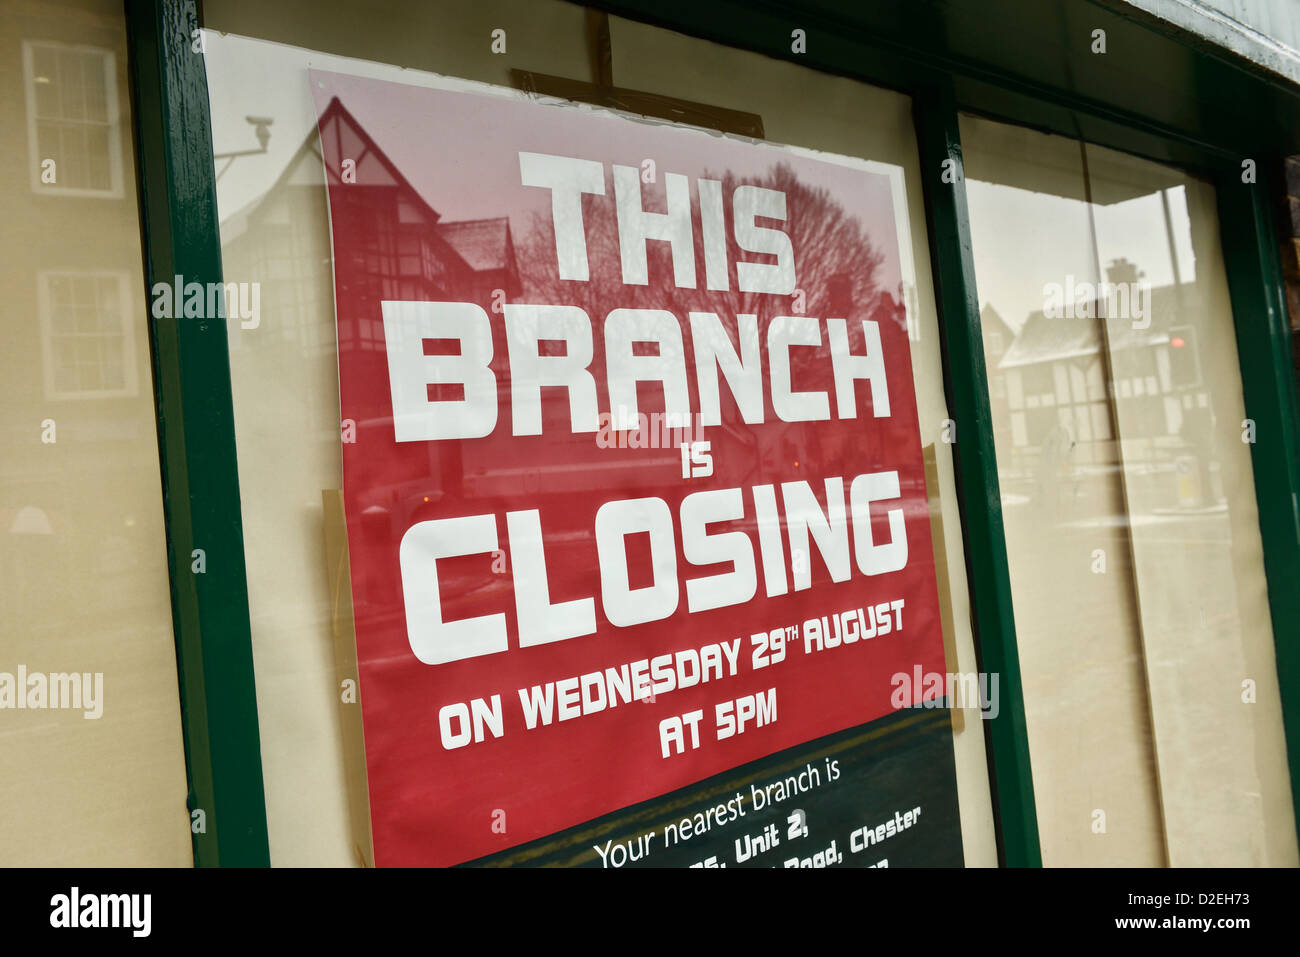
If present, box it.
[22,40,124,199]
[37,269,138,400]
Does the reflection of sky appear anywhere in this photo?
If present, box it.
[204,30,903,296]
[967,180,1197,332]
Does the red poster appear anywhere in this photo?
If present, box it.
[311,70,946,867]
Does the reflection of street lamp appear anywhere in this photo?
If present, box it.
[214,116,273,180]
[247,116,272,149]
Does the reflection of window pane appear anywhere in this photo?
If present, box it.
[103,355,124,390]
[55,339,77,380]
[27,44,116,194]
[34,81,58,119]
[1164,397,1181,434]
[80,363,103,392]
[96,277,119,311]
[86,126,110,189]
[75,338,98,367]
[1090,402,1112,440]
[32,46,58,115]
[50,276,72,305]
[1070,365,1087,403]
[84,54,108,122]
[102,336,124,387]
[36,121,59,167]
[1086,360,1105,400]
[1075,405,1092,442]
[1053,365,1068,403]
[64,126,88,188]
[1011,411,1028,446]
[60,51,86,121]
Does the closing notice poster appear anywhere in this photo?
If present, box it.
[311,68,963,867]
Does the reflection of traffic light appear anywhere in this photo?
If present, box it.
[1167,325,1201,388]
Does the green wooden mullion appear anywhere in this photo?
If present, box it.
[125,0,270,867]
[1215,163,1300,850]
[913,88,1043,868]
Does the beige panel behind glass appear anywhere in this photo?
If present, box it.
[0,0,191,866]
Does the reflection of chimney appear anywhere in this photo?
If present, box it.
[1106,257,1140,286]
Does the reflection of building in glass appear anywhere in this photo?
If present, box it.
[220,98,523,532]
[989,259,1220,507]
[221,97,521,446]
[223,97,520,355]
[981,303,1016,456]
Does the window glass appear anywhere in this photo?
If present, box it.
[0,0,190,866]
[962,112,1298,866]
[203,0,996,866]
